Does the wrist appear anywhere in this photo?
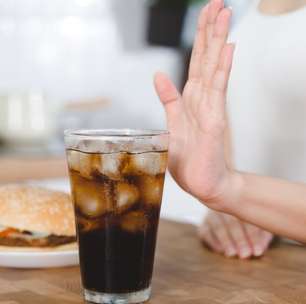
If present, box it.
[200,170,244,214]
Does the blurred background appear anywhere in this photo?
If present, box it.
[0,0,250,223]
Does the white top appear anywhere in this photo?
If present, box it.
[228,0,306,182]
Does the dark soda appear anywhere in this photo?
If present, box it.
[67,150,167,294]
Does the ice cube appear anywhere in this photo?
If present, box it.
[79,152,94,179]
[139,175,165,206]
[67,150,101,179]
[126,152,168,176]
[66,150,80,172]
[120,211,148,233]
[98,153,127,180]
[90,154,102,174]
[77,216,101,232]
[115,182,139,213]
[73,178,113,218]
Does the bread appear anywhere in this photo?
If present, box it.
[0,185,76,237]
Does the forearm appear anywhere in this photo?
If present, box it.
[222,172,306,243]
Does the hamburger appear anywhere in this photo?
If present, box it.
[0,185,76,249]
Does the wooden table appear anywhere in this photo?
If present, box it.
[0,156,67,183]
[0,220,305,303]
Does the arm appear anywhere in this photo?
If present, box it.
[154,0,306,244]
[217,173,306,243]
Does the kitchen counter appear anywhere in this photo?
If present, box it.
[0,156,67,183]
[1,220,305,303]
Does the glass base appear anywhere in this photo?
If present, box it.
[84,287,151,304]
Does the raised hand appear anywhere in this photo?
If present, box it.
[199,210,274,259]
[154,0,235,207]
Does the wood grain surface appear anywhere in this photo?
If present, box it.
[0,220,305,304]
[0,157,67,183]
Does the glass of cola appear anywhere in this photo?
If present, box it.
[65,129,169,304]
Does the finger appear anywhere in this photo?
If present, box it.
[199,225,223,253]
[209,43,235,123]
[260,231,274,252]
[222,216,253,259]
[212,43,235,93]
[244,223,268,257]
[208,215,237,257]
[202,7,232,89]
[154,72,180,105]
[206,0,225,44]
[244,224,273,257]
[189,5,209,80]
[243,223,263,257]
[154,72,181,129]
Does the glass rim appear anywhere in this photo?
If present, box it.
[64,129,169,140]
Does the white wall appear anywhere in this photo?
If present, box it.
[2,0,206,224]
[0,0,182,129]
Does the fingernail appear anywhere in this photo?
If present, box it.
[254,246,264,257]
[225,247,236,257]
[239,247,252,259]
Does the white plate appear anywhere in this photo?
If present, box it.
[0,179,79,269]
[0,245,79,269]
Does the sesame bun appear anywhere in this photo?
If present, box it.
[0,185,76,236]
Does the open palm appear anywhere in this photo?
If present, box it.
[155,0,235,206]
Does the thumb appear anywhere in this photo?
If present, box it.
[154,72,181,129]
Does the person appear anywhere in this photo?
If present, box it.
[153,0,306,258]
